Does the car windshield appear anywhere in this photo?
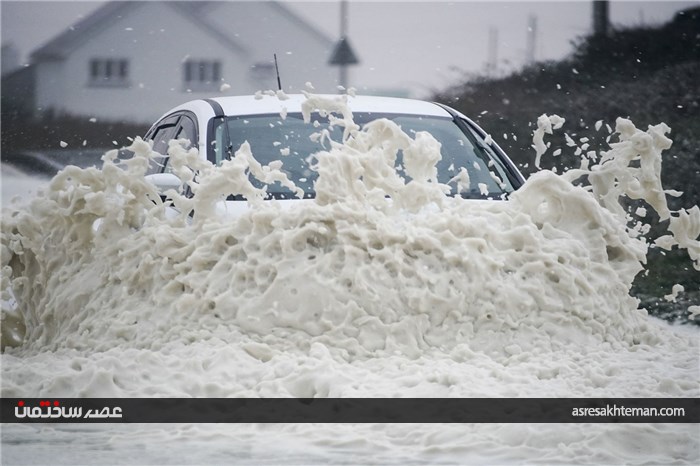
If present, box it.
[211,112,518,200]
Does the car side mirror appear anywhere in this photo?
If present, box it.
[145,173,182,195]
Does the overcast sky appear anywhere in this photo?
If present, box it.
[1,0,697,97]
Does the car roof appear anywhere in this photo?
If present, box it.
[198,94,452,118]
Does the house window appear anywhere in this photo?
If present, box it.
[183,60,221,91]
[89,58,129,87]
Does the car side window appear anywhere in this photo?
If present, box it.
[145,114,198,175]
[175,115,196,149]
[145,116,179,175]
[150,116,179,155]
[163,115,197,173]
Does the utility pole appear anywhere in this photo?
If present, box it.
[340,0,347,42]
[526,15,537,65]
[329,0,359,89]
[592,0,610,36]
[486,27,498,76]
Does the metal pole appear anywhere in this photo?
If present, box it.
[593,0,609,36]
[526,15,537,65]
[340,0,348,88]
[487,27,498,76]
[341,0,348,37]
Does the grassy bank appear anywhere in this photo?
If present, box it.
[435,8,699,322]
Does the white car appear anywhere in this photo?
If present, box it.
[143,94,524,207]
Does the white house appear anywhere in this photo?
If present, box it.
[5,1,338,123]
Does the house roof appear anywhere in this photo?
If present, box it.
[31,1,133,61]
[30,1,333,63]
[267,1,334,46]
[167,2,250,58]
[31,1,249,61]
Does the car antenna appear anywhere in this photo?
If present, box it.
[274,53,282,91]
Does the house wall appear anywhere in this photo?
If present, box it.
[35,2,251,123]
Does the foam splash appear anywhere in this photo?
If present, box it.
[1,93,697,393]
[532,113,565,169]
